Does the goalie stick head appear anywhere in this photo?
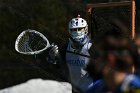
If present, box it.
[15,29,50,55]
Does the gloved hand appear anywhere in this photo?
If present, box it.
[47,43,59,64]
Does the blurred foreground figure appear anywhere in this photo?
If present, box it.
[86,30,140,93]
[0,79,72,93]
[87,47,140,93]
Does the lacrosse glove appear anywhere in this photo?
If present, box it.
[47,43,59,64]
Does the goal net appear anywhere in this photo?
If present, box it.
[86,1,134,42]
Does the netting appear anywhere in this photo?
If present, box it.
[15,30,50,55]
[89,5,131,42]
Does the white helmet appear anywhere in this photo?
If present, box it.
[68,15,88,45]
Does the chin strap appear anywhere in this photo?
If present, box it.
[80,35,88,45]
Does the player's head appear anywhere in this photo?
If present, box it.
[87,43,135,80]
[68,15,88,45]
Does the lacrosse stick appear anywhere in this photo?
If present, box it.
[15,29,50,55]
[15,29,68,81]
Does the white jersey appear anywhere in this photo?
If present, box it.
[66,39,93,92]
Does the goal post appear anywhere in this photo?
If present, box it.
[131,0,136,39]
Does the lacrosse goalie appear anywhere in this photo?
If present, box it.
[15,15,95,93]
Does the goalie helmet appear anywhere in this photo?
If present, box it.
[68,15,88,45]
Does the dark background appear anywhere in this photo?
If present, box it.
[0,0,139,89]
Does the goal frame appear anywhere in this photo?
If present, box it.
[86,0,136,39]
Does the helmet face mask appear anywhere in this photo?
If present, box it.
[70,27,88,41]
[69,17,88,44]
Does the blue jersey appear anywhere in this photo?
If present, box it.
[86,74,140,93]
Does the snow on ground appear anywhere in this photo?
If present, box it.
[0,79,72,93]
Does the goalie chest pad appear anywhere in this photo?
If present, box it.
[65,39,93,92]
